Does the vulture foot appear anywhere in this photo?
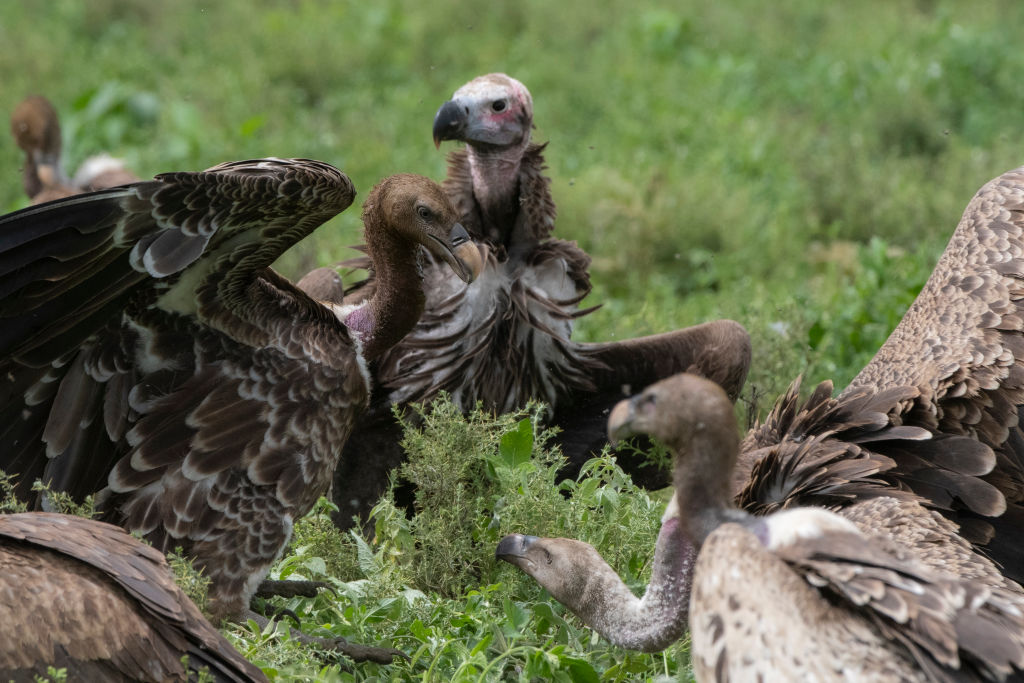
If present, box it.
[250,600,303,627]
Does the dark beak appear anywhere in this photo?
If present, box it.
[426,222,483,283]
[607,395,640,445]
[496,533,538,563]
[433,99,467,148]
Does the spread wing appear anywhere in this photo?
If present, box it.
[0,158,356,507]
[839,167,1024,575]
[0,512,266,681]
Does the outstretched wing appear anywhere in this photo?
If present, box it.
[843,167,1024,576]
[0,512,267,681]
[0,158,356,503]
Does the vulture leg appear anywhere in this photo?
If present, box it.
[554,319,752,487]
[244,610,407,664]
[254,578,334,599]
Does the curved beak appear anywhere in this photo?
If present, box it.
[495,533,539,570]
[425,222,483,283]
[607,395,640,445]
[433,99,467,148]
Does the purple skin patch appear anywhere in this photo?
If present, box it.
[745,518,771,547]
[343,305,374,340]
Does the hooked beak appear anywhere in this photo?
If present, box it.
[607,395,641,445]
[495,533,540,570]
[425,222,483,283]
[433,99,467,148]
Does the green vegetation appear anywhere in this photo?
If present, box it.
[3,0,1024,679]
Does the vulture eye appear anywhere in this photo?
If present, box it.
[417,206,433,221]
[492,99,507,112]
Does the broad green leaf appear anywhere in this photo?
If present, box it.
[499,418,534,468]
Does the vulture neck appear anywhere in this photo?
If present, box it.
[21,154,43,198]
[669,426,746,548]
[467,140,527,245]
[352,227,427,361]
[580,517,696,652]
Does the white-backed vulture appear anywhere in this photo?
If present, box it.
[498,165,1024,678]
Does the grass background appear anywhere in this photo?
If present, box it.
[4,0,1024,680]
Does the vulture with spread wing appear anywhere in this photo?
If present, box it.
[0,512,267,682]
[499,166,1024,679]
[0,159,481,661]
[10,95,138,204]
[316,74,751,528]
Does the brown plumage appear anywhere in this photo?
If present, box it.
[501,374,1024,681]
[0,512,266,682]
[323,74,751,527]
[0,160,480,660]
[10,95,138,204]
[498,165,1024,676]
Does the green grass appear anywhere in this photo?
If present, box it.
[4,0,1024,679]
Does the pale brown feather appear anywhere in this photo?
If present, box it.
[0,512,266,682]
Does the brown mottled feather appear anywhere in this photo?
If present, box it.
[0,512,266,682]
[0,158,388,621]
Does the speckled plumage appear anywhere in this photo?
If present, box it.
[499,166,1024,679]
[504,374,1024,681]
[0,512,266,682]
[0,160,478,631]
[325,74,751,527]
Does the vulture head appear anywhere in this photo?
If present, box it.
[609,372,741,496]
[496,517,694,653]
[10,95,65,197]
[362,172,482,283]
[496,534,611,607]
[433,73,533,151]
[353,173,483,359]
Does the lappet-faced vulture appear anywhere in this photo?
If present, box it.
[309,74,751,528]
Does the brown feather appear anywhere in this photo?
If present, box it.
[0,157,469,649]
[0,512,266,682]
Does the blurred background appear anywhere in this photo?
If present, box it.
[5,0,1024,414]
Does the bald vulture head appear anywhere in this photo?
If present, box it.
[361,172,482,284]
[433,73,534,151]
[608,373,741,488]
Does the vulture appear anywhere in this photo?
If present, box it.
[317,73,752,527]
[501,374,1024,681]
[0,512,267,682]
[10,95,138,204]
[0,159,481,661]
[498,165,1024,677]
